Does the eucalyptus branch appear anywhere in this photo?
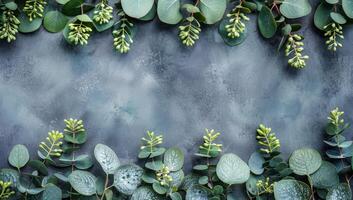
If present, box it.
[113,9,134,54]
[0,9,20,43]
[23,0,47,21]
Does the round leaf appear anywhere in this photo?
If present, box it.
[114,164,143,195]
[326,0,339,4]
[289,148,322,176]
[216,153,250,185]
[164,147,184,171]
[42,184,62,200]
[246,175,261,195]
[326,183,352,200]
[8,144,29,169]
[28,160,48,175]
[200,0,227,24]
[94,144,120,174]
[18,14,42,33]
[170,170,184,187]
[186,185,209,200]
[314,3,333,30]
[274,179,311,200]
[74,154,93,170]
[121,0,154,19]
[258,6,277,39]
[342,0,353,19]
[157,0,182,24]
[311,161,339,189]
[280,0,312,19]
[218,18,248,46]
[5,2,17,11]
[248,152,265,175]
[330,12,347,24]
[68,170,97,196]
[140,3,157,21]
[43,11,69,33]
[131,186,163,200]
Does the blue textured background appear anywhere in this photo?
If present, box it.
[0,11,353,173]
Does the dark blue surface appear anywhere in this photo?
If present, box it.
[0,12,353,173]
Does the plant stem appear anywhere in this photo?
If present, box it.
[100,173,109,200]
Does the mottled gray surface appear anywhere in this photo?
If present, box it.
[0,10,353,174]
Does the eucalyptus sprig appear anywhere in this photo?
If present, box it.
[38,130,64,161]
[256,124,280,155]
[93,0,113,24]
[113,9,134,53]
[324,23,344,51]
[284,33,309,69]
[224,0,250,39]
[23,0,47,21]
[179,17,201,47]
[67,21,92,45]
[0,181,14,199]
[0,9,20,43]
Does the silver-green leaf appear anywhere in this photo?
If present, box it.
[280,0,312,19]
[68,170,97,196]
[216,153,250,185]
[164,147,184,171]
[157,0,182,24]
[8,144,29,169]
[289,148,322,176]
[114,164,143,195]
[121,0,154,19]
[326,183,352,200]
[274,179,311,200]
[94,144,120,174]
[200,0,227,24]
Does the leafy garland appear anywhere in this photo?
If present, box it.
[0,107,352,200]
[0,0,352,69]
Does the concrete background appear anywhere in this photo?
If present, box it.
[0,4,353,176]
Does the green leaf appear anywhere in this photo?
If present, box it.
[258,6,277,39]
[145,159,163,171]
[326,0,339,4]
[310,161,339,189]
[140,3,157,21]
[170,170,184,187]
[131,186,163,200]
[42,184,62,200]
[68,170,97,196]
[280,0,312,19]
[157,0,182,24]
[314,3,333,30]
[289,148,322,176]
[248,152,265,175]
[200,0,227,24]
[94,19,114,32]
[94,144,120,174]
[0,168,19,187]
[183,4,200,13]
[170,192,182,200]
[198,176,208,185]
[330,12,347,24]
[246,175,261,195]
[8,144,29,169]
[76,14,93,23]
[186,185,209,200]
[43,11,69,33]
[62,0,94,16]
[28,160,48,175]
[5,2,17,11]
[164,147,184,171]
[181,174,200,191]
[193,165,208,171]
[274,179,311,200]
[74,154,93,169]
[152,182,168,194]
[18,176,45,194]
[64,131,87,144]
[121,0,154,19]
[216,153,250,185]
[342,0,353,19]
[218,18,248,46]
[18,14,42,33]
[326,183,352,200]
[114,164,143,195]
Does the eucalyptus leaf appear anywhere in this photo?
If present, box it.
[314,3,333,30]
[200,0,227,24]
[330,12,347,24]
[75,154,93,169]
[5,2,17,11]
[8,144,29,169]
[62,0,94,16]
[94,144,120,174]
[289,148,322,176]
[326,0,339,4]
[186,185,209,200]
[310,161,339,189]
[114,164,143,195]
[258,6,277,39]
[28,160,48,175]
[153,182,168,194]
[164,147,184,171]
[246,175,261,195]
[42,184,62,200]
[43,11,68,33]
[18,14,42,33]
[342,0,353,19]
[68,170,97,196]
[248,152,265,175]
[121,0,154,19]
[216,153,250,185]
[140,3,157,21]
[170,170,184,187]
[280,0,312,19]
[131,186,163,200]
[218,18,248,46]
[326,183,352,200]
[157,0,182,24]
[0,168,19,187]
[274,179,311,200]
